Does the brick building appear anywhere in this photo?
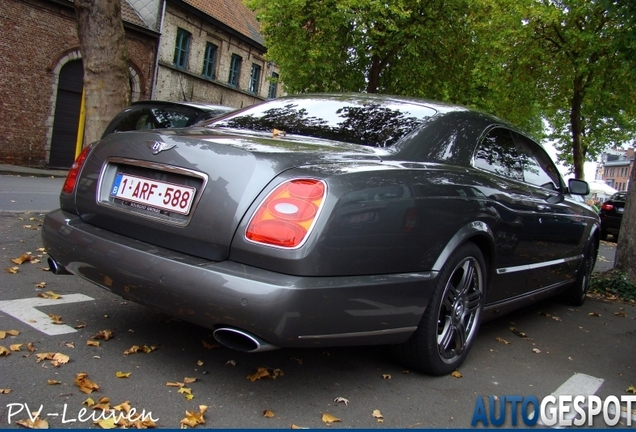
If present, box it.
[1,0,280,168]
[599,147,635,192]
[1,0,158,168]
[155,0,280,107]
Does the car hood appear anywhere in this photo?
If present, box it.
[68,128,386,261]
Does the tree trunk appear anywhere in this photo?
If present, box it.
[75,0,130,145]
[570,75,586,180]
[614,162,636,283]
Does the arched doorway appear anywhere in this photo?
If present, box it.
[49,59,84,168]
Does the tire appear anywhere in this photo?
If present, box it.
[563,241,597,306]
[393,243,486,376]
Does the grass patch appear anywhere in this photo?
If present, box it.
[590,270,636,302]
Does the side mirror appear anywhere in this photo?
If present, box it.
[568,178,590,196]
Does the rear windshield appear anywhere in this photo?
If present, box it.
[203,96,437,147]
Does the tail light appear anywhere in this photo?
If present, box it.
[246,179,326,248]
[62,145,92,194]
[601,203,614,212]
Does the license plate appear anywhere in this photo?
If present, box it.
[110,173,196,215]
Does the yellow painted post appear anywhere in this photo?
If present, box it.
[75,88,86,158]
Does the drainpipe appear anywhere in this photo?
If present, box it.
[150,0,167,100]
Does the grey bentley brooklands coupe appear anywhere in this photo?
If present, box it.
[42,93,599,375]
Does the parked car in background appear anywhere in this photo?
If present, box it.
[599,191,627,241]
[101,100,235,138]
[43,93,599,376]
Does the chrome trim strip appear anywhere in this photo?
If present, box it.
[96,157,209,227]
[496,254,583,275]
[298,326,417,340]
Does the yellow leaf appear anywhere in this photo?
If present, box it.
[321,413,341,424]
[113,401,131,413]
[83,397,96,407]
[38,291,61,300]
[115,371,131,378]
[451,370,463,378]
[11,253,32,265]
[4,267,19,274]
[372,409,384,419]
[35,352,54,362]
[48,313,63,324]
[26,342,36,352]
[166,382,184,388]
[272,128,287,137]
[0,346,10,356]
[627,385,636,394]
[51,352,70,367]
[263,410,275,418]
[9,344,22,352]
[48,380,61,385]
[197,359,204,366]
[0,389,11,394]
[74,372,99,394]
[96,418,117,429]
[247,367,271,382]
[180,405,207,427]
[184,377,197,384]
[94,330,114,340]
[35,282,47,289]
[185,393,194,400]
[16,417,48,429]
[124,345,141,355]
[86,340,100,347]
[177,387,192,395]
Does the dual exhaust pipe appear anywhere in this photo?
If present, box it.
[47,256,277,353]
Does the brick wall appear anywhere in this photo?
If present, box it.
[0,0,157,167]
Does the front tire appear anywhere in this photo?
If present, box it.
[563,241,597,306]
[393,243,486,375]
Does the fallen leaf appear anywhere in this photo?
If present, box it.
[178,387,193,400]
[382,374,391,379]
[87,340,100,347]
[247,367,271,382]
[263,410,275,418]
[166,382,185,388]
[26,343,36,352]
[16,417,48,429]
[35,282,47,289]
[113,401,131,413]
[95,418,117,429]
[48,380,61,385]
[532,348,541,354]
[321,413,341,424]
[334,397,349,406]
[272,128,287,137]
[74,372,100,394]
[627,385,636,394]
[510,326,530,339]
[0,346,10,356]
[11,253,32,265]
[115,371,131,378]
[0,389,11,394]
[291,424,308,429]
[225,360,236,366]
[589,312,601,317]
[93,330,114,341]
[83,397,96,407]
[0,330,20,339]
[51,352,69,367]
[9,344,22,352]
[372,409,384,420]
[614,311,626,318]
[4,267,19,274]
[184,377,197,384]
[197,359,204,366]
[451,370,463,378]
[495,337,511,344]
[64,342,74,349]
[37,291,61,300]
[180,405,207,427]
[551,316,562,321]
[48,313,63,324]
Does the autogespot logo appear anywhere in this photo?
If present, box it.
[471,394,636,427]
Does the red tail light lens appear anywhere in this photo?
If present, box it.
[246,179,326,248]
[62,145,92,194]
[601,203,614,211]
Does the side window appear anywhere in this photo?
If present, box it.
[513,133,561,191]
[473,128,523,181]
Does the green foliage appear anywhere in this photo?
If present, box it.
[590,270,636,302]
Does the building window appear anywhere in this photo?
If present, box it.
[268,72,279,99]
[174,28,191,69]
[249,64,261,94]
[228,54,242,87]
[202,43,218,79]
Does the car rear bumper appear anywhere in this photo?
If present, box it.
[42,209,437,348]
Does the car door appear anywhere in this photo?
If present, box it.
[513,132,586,291]
[472,127,538,303]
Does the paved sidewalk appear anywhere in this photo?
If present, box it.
[0,163,68,178]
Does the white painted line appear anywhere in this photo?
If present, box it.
[0,294,94,335]
[532,373,605,428]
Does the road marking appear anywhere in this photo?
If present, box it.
[536,373,605,428]
[0,294,94,335]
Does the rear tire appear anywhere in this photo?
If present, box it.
[393,243,486,375]
[563,241,597,306]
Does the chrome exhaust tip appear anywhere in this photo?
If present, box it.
[213,327,279,353]
[48,257,71,275]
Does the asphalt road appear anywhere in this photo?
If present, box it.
[0,175,64,213]
[0,210,634,429]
